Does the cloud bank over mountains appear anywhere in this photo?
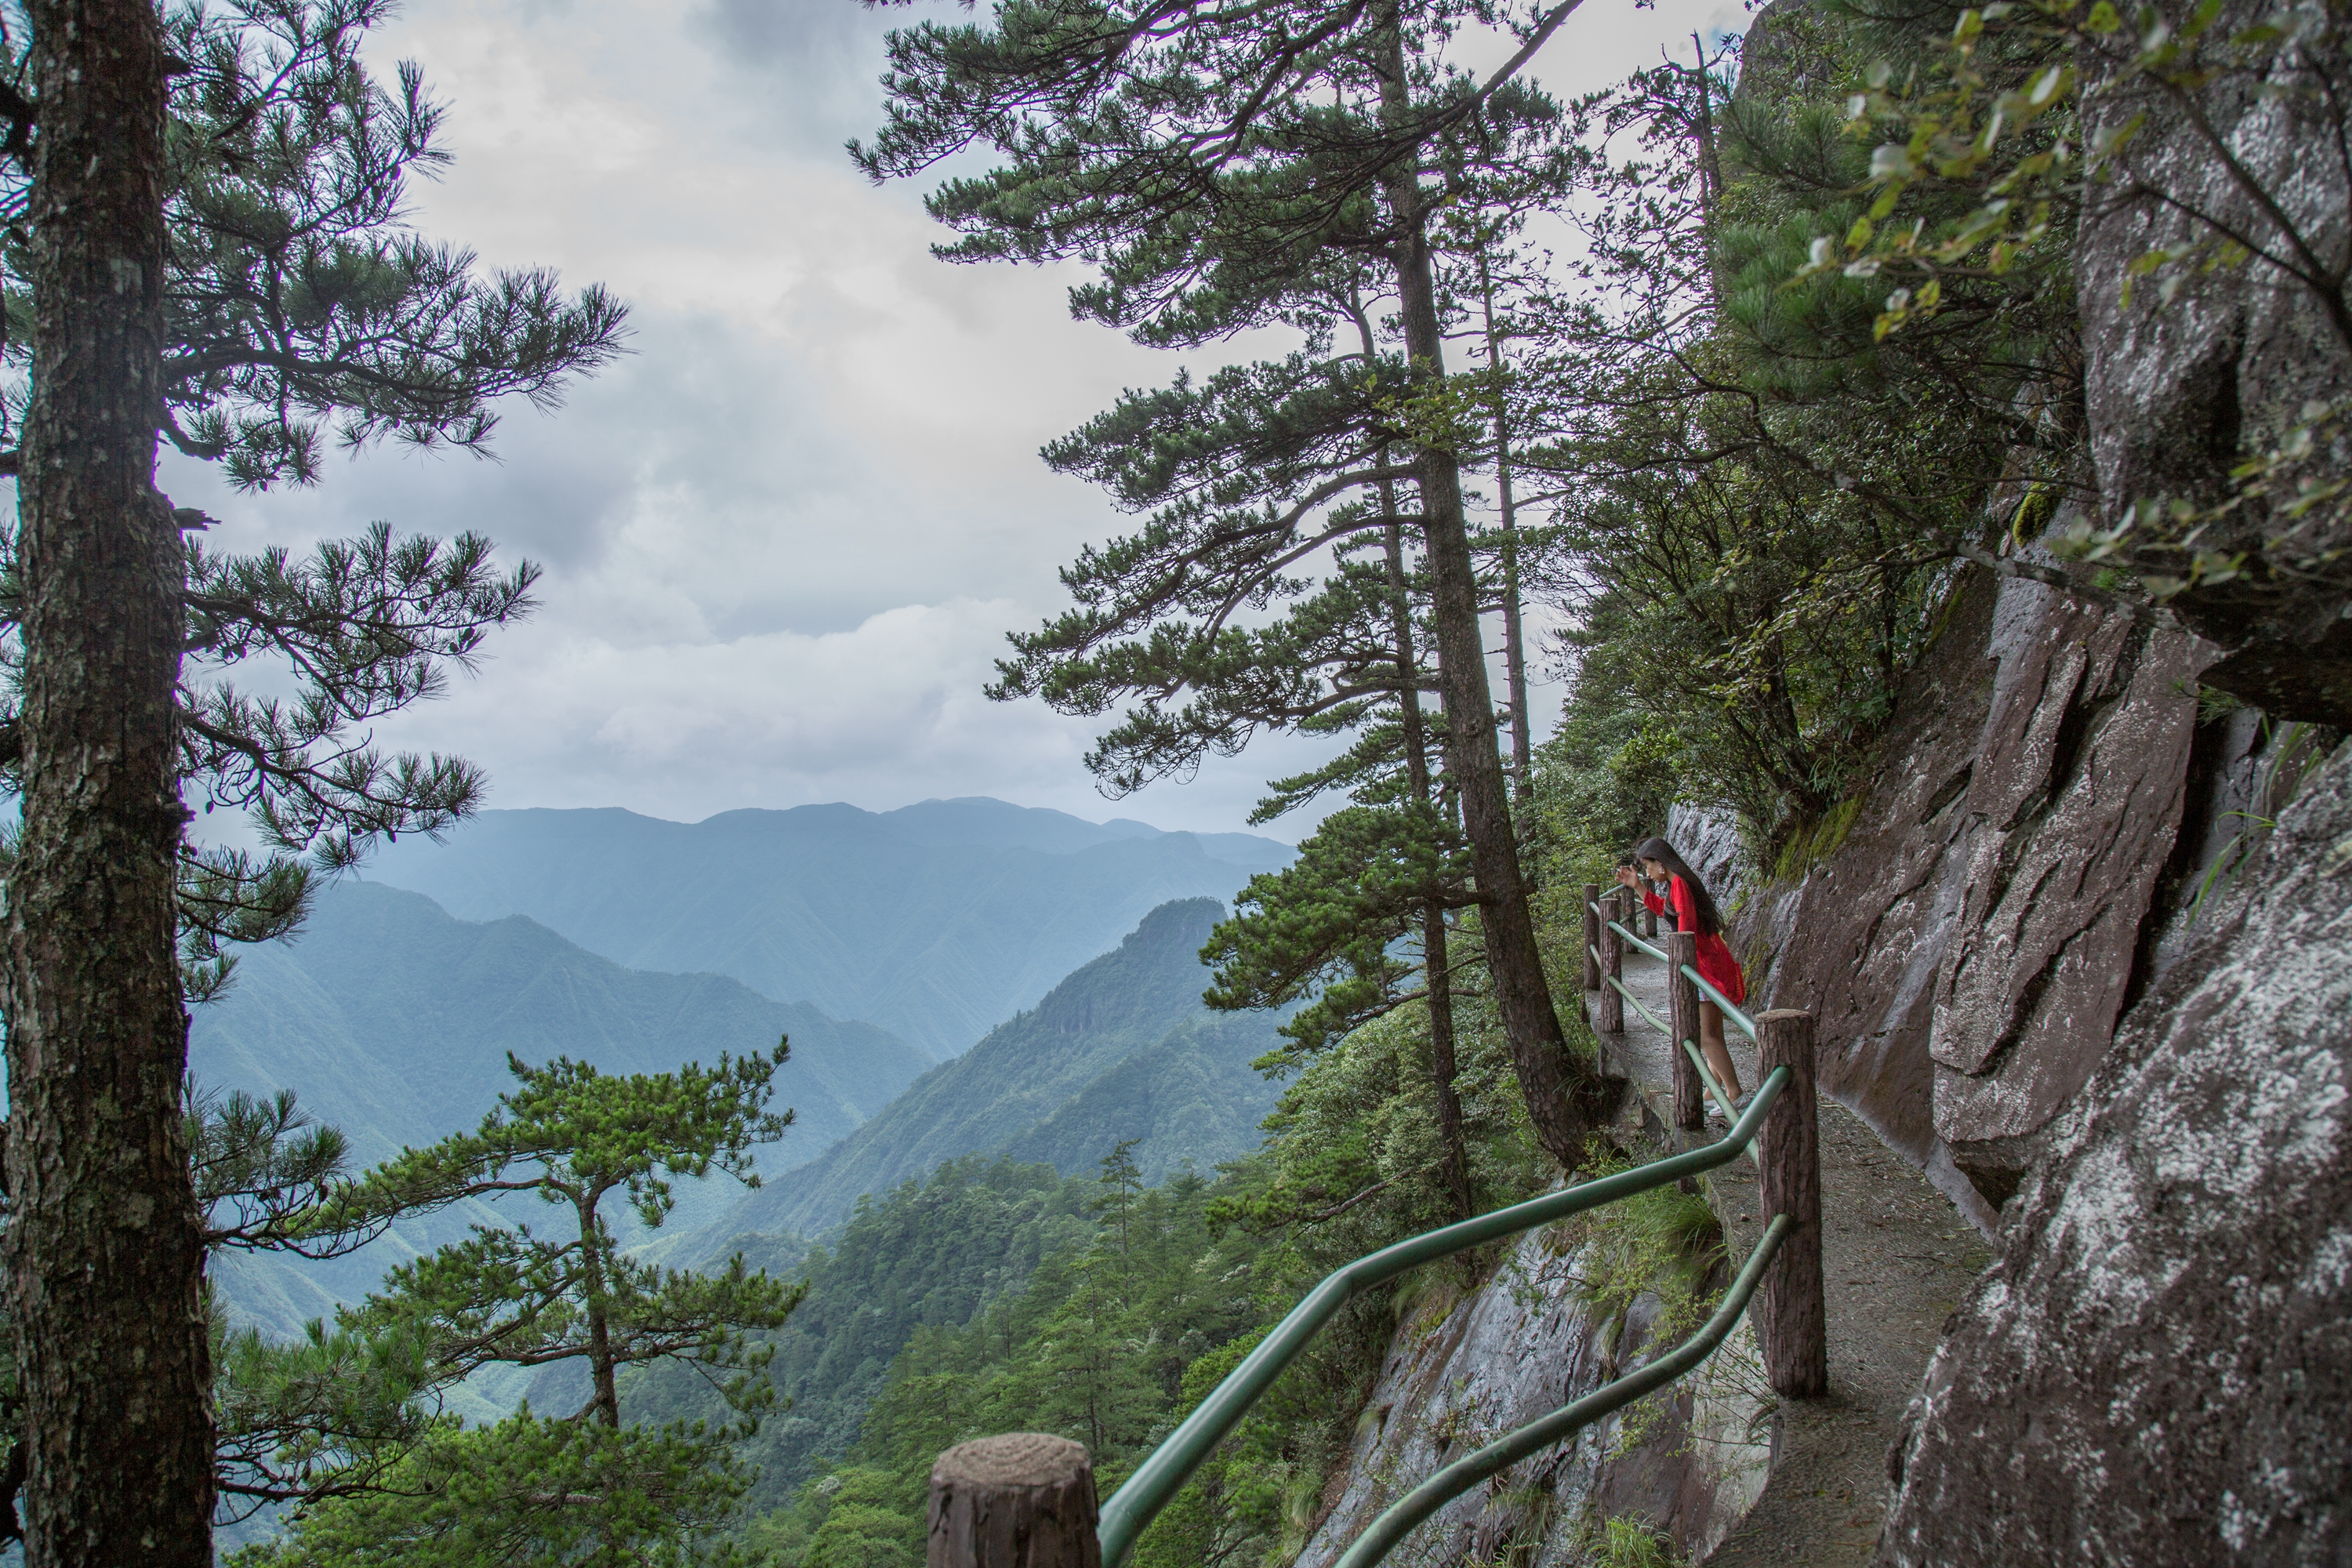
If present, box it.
[159,0,1739,835]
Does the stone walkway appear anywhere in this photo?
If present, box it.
[1585,948,1994,1567]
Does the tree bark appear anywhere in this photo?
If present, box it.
[1374,9,1597,1171]
[1377,467,1472,1220]
[1668,931,1704,1131]
[1755,1009,1827,1398]
[578,1196,622,1425]
[1597,906,1623,1034]
[929,1433,1101,1568]
[2,2,213,1561]
[1475,249,1533,798]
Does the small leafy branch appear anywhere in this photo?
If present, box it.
[1798,0,2351,349]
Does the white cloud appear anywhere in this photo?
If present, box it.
[160,0,1744,843]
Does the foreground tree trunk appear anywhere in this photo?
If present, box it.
[1,2,213,1561]
[1374,10,1597,1171]
[1377,489,1474,1218]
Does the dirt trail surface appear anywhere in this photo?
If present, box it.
[1588,946,1994,1566]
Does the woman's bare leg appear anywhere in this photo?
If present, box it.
[1699,1001,1743,1102]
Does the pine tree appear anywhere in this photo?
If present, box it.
[0,2,213,1559]
[0,5,616,1556]
[249,1047,803,1563]
[858,11,1608,1162]
[0,0,626,1000]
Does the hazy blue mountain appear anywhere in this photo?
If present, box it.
[995,1008,1283,1183]
[190,880,931,1345]
[358,798,1294,1057]
[713,899,1287,1239]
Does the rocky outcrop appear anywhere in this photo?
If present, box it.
[1290,1218,1773,1568]
[2074,0,2352,724]
[1756,563,2232,1214]
[1877,738,2352,1565]
[1921,578,2205,1202]
[1665,800,1750,915]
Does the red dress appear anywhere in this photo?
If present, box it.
[1642,876,1746,1006]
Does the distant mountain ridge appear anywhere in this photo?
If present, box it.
[360,797,1294,1058]
[713,898,1287,1240]
[191,880,932,1341]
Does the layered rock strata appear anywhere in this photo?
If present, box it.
[1877,738,2352,1565]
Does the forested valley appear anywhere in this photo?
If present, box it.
[2,0,2346,1559]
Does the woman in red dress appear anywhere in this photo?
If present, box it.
[1614,835,1747,1114]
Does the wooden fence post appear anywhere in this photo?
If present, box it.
[1581,883,1601,990]
[1755,1009,1827,1399]
[1642,895,1657,939]
[1667,932,1703,1131]
[1598,898,1623,1033]
[928,1433,1102,1568]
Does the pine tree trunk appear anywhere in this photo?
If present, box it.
[1374,13,1596,1171]
[579,1199,622,1425]
[1,2,213,1561]
[1378,496,1472,1219]
[1475,251,1534,799]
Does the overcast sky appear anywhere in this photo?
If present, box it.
[163,0,1748,841]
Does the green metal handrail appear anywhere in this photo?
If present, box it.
[1681,964,1758,1040]
[1588,951,1754,1167]
[1333,1213,1794,1568]
[1584,898,1759,1041]
[1681,1036,1744,1126]
[1586,898,1670,965]
[1092,1069,1794,1568]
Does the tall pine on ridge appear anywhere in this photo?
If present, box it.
[0,0,620,1555]
[0,1,212,1559]
[857,0,1608,1167]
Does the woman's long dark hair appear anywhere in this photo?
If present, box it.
[1637,837,1725,938]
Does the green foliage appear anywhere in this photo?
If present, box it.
[212,1316,440,1524]
[1523,2,2055,858]
[0,0,622,999]
[1797,0,2352,613]
[241,1048,800,1560]
[1526,641,1687,895]
[1208,993,1551,1249]
[336,1047,802,1424]
[750,986,1552,1566]
[626,1156,1097,1514]
[230,1410,757,1568]
[1585,1514,1685,1568]
[1203,802,1473,1060]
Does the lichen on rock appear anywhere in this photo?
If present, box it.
[1878,738,2352,1566]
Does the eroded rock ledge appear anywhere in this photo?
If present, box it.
[1877,737,2352,1565]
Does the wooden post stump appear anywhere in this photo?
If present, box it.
[1755,1009,1827,1398]
[1598,900,1624,1033]
[1667,932,1703,1131]
[928,1432,1102,1568]
[1581,883,1602,990]
[1642,898,1657,939]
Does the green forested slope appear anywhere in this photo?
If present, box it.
[994,1010,1283,1182]
[736,999,1560,1568]
[358,799,1293,1056]
[628,1156,1098,1512]
[188,880,931,1327]
[711,898,1286,1238]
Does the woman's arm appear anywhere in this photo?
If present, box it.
[1671,877,1698,933]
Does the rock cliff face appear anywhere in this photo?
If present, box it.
[1877,736,2352,1565]
[1290,1220,1772,1568]
[1743,561,2252,1218]
[2073,0,2352,723]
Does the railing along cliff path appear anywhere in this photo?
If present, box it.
[921,887,1828,1568]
